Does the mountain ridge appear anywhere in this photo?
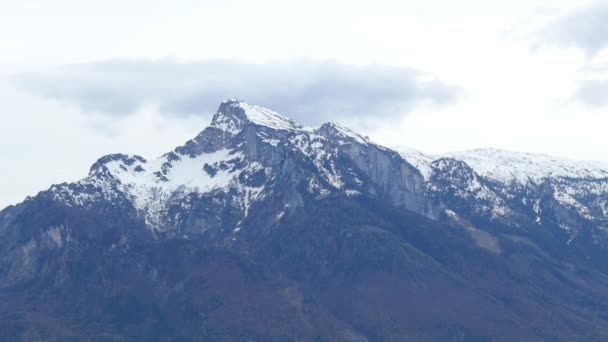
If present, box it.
[397,146,608,183]
[32,100,608,240]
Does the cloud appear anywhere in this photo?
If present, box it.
[13,59,461,125]
[526,2,608,107]
[569,63,608,108]
[576,79,608,107]
[531,2,608,57]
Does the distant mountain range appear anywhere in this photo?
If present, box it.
[2,99,608,341]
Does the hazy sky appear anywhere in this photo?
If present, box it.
[2,0,608,208]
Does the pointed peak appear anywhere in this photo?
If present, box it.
[211,99,303,133]
[223,97,241,103]
[217,98,244,112]
[319,122,370,144]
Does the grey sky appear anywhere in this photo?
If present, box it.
[532,2,608,57]
[577,80,608,107]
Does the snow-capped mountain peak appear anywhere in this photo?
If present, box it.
[48,100,432,232]
[210,98,303,133]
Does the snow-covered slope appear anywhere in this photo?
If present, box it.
[394,146,435,180]
[446,148,608,184]
[210,98,304,133]
[397,147,608,185]
[396,146,608,240]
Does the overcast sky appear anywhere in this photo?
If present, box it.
[2,0,608,209]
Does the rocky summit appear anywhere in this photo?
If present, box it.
[2,99,608,341]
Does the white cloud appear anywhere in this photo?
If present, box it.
[530,2,608,57]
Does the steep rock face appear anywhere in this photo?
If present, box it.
[318,123,427,213]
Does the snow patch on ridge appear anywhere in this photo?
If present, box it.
[237,101,303,131]
[104,149,241,210]
[212,99,304,133]
[324,122,370,145]
[395,146,434,180]
[446,148,608,184]
[396,147,608,185]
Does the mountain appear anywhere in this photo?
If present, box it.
[398,147,608,255]
[2,99,608,341]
